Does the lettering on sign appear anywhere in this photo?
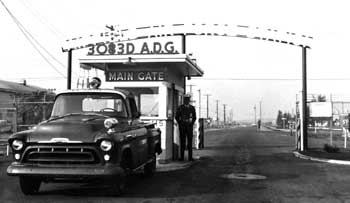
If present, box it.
[87,37,182,56]
[106,71,166,82]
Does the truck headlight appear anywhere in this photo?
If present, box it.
[104,118,118,129]
[100,140,112,151]
[12,140,24,151]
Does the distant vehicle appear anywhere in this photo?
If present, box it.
[7,83,162,195]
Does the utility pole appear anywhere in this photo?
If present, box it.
[223,104,227,125]
[330,94,333,145]
[301,46,309,151]
[67,49,72,89]
[254,105,257,125]
[229,108,233,124]
[204,94,211,119]
[259,100,262,123]
[231,109,233,124]
[216,100,219,125]
[186,84,196,94]
[198,89,201,118]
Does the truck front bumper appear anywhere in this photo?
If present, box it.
[7,162,124,178]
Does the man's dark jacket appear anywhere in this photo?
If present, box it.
[175,104,196,126]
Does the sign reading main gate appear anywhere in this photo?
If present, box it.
[106,71,166,81]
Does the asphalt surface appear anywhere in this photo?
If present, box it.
[2,127,350,202]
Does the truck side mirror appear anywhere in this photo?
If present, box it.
[133,112,141,119]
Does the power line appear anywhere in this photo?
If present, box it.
[18,0,66,40]
[16,0,79,78]
[0,0,75,78]
[0,0,65,78]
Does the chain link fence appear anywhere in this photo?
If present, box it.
[0,108,16,156]
[300,94,350,151]
[0,92,54,156]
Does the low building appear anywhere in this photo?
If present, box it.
[0,79,55,132]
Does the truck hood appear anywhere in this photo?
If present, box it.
[28,117,108,143]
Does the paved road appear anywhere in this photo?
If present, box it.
[2,127,350,202]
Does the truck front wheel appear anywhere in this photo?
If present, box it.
[110,173,126,196]
[144,154,156,176]
[19,176,41,195]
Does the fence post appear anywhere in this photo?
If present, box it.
[42,93,46,121]
[346,128,348,149]
[330,94,333,146]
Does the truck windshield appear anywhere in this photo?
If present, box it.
[51,93,128,118]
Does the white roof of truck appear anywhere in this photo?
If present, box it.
[56,88,129,99]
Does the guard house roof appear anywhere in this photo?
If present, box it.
[79,54,204,77]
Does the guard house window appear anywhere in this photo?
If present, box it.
[120,87,159,117]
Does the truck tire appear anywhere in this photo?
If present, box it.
[144,154,156,176]
[110,173,126,196]
[19,176,41,195]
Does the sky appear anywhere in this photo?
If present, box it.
[1,0,350,121]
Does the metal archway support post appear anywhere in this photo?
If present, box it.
[300,45,309,151]
[67,49,72,89]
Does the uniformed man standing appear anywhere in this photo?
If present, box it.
[175,94,196,161]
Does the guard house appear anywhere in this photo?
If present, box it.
[78,36,203,160]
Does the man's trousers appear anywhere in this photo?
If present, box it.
[179,124,193,160]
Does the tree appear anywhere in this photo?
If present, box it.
[311,94,327,102]
[276,110,283,128]
[317,95,327,102]
[283,112,292,128]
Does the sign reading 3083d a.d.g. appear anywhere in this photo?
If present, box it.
[87,36,182,56]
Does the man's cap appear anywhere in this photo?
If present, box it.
[184,94,191,98]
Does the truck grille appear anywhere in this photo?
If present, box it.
[22,145,101,165]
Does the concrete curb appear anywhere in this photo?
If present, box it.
[293,151,350,166]
[264,125,292,133]
[156,162,192,172]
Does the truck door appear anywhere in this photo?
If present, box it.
[129,97,149,166]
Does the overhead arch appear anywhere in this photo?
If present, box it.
[63,23,312,153]
[62,23,313,52]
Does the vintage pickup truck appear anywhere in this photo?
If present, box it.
[7,86,162,195]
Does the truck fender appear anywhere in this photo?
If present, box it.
[120,148,133,170]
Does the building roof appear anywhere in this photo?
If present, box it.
[0,79,47,94]
[79,54,204,77]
